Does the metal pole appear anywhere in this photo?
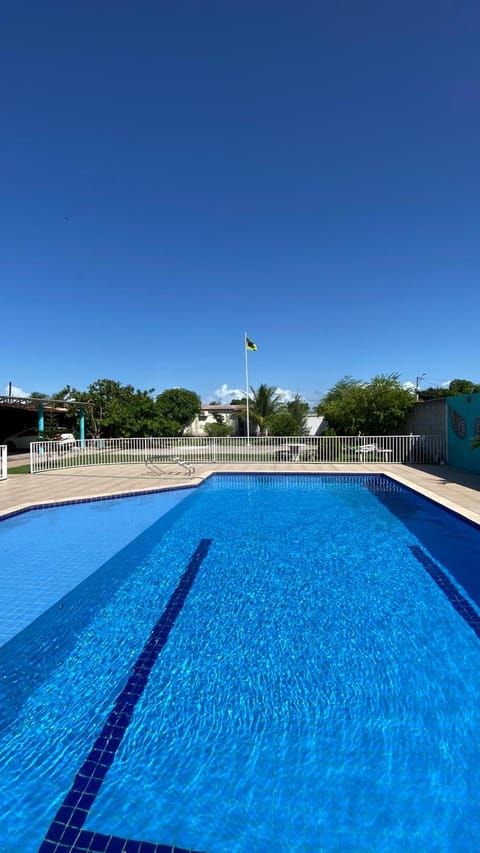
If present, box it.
[245,332,250,440]
[415,373,426,402]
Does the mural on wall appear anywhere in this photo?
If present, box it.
[447,393,480,474]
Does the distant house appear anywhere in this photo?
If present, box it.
[188,406,327,437]
[187,404,244,437]
[305,415,327,436]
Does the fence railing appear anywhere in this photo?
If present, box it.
[30,434,446,474]
[0,445,6,480]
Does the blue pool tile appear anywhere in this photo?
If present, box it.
[0,486,196,647]
[87,834,112,852]
[78,760,106,780]
[46,821,68,841]
[104,836,126,852]
[410,544,480,639]
[67,807,91,829]
[85,750,110,768]
[72,829,95,849]
[58,825,83,845]
[56,805,77,824]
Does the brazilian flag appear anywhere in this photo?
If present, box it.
[246,337,257,351]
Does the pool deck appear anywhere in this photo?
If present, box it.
[1,462,479,525]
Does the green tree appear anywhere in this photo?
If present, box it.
[419,379,480,401]
[265,393,309,436]
[286,394,309,431]
[317,374,414,435]
[265,411,302,436]
[316,377,365,435]
[419,386,449,401]
[39,412,63,440]
[448,379,480,395]
[51,381,201,438]
[155,388,201,435]
[247,384,281,435]
[59,379,160,438]
[204,422,234,437]
[90,379,155,437]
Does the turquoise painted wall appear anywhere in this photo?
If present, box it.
[447,393,480,474]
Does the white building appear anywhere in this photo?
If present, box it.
[187,406,326,437]
[305,415,327,436]
[187,404,244,437]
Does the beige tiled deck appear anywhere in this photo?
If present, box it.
[1,462,479,525]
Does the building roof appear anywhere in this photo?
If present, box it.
[200,403,244,412]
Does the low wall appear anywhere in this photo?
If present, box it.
[401,398,447,438]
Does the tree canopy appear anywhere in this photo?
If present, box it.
[247,384,281,435]
[34,371,480,441]
[56,380,200,438]
[419,378,480,401]
[155,388,201,435]
[316,374,415,435]
[265,393,309,436]
[204,421,234,437]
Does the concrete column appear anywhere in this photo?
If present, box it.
[37,403,45,456]
[79,408,86,448]
[37,403,45,435]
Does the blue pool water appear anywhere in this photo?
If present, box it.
[0,487,194,646]
[1,474,480,852]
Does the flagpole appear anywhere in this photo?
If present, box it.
[244,331,250,440]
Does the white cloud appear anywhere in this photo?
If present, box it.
[403,379,451,392]
[4,384,30,398]
[212,383,246,403]
[212,383,297,405]
[274,387,295,404]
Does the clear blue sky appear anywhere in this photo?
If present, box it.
[2,1,479,406]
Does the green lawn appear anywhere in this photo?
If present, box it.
[8,464,31,474]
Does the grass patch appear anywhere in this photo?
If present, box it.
[8,464,31,474]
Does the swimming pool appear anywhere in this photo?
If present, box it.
[1,473,480,852]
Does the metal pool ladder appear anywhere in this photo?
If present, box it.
[145,454,195,477]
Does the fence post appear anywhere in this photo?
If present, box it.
[0,445,7,480]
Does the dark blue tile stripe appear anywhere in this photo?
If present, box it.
[39,827,202,852]
[410,544,480,639]
[38,539,212,853]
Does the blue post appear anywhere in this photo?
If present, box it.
[79,408,86,448]
[38,404,45,456]
[38,403,45,435]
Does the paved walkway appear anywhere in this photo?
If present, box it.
[1,462,479,524]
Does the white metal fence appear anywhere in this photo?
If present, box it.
[30,434,446,474]
[0,445,6,480]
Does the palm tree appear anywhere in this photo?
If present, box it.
[247,384,281,435]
